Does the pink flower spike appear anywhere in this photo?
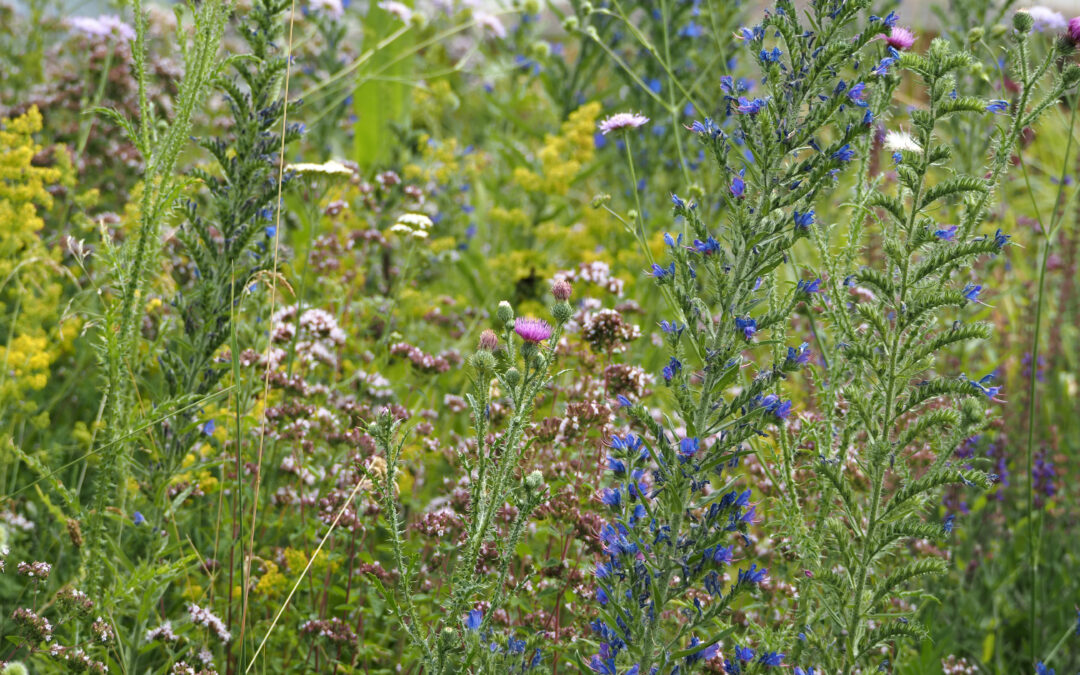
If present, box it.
[598,112,649,135]
[514,317,553,343]
[881,26,916,50]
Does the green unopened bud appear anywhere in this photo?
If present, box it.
[530,40,551,60]
[1012,9,1034,34]
[504,367,521,387]
[582,1,594,14]
[523,0,540,13]
[525,470,544,493]
[967,26,984,44]
[551,300,573,324]
[471,351,496,373]
[562,15,579,32]
[1064,63,1080,89]
[532,352,547,370]
[991,23,1008,39]
[627,209,639,221]
[2,663,29,675]
[496,300,514,324]
[591,193,612,208]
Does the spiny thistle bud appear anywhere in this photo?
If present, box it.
[478,329,499,351]
[496,301,514,325]
[2,662,29,675]
[551,279,572,301]
[504,367,521,387]
[471,351,496,373]
[551,301,573,324]
[1064,63,1080,88]
[525,470,544,493]
[1012,9,1034,34]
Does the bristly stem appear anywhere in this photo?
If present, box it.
[1020,87,1079,666]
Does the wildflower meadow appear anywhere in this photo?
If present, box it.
[2,0,1080,672]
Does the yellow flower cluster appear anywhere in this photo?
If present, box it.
[405,134,475,185]
[0,106,75,410]
[513,101,601,196]
[255,560,288,597]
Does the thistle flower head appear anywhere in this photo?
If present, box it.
[880,26,916,50]
[597,112,649,135]
[514,317,553,343]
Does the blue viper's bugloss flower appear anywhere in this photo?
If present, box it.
[738,564,768,585]
[847,82,869,107]
[617,395,633,408]
[735,645,755,661]
[992,228,1011,250]
[664,232,683,248]
[797,278,822,294]
[787,342,812,366]
[735,316,757,339]
[759,652,785,667]
[662,356,683,383]
[794,668,817,675]
[466,609,483,631]
[600,488,622,508]
[607,455,627,476]
[659,320,684,337]
[934,225,958,241]
[693,236,721,254]
[966,373,1001,399]
[793,209,814,229]
[730,169,746,198]
[133,511,145,525]
[962,283,982,302]
[831,144,856,162]
[735,96,768,115]
[684,637,719,664]
[986,100,1009,114]
[942,513,956,534]
[1036,662,1054,675]
[201,419,216,435]
[651,262,675,279]
[678,437,700,462]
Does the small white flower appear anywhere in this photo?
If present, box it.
[287,160,354,176]
[883,129,922,153]
[397,213,433,230]
[378,1,413,22]
[598,112,650,135]
[475,12,507,39]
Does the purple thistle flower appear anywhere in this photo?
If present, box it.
[598,112,649,135]
[514,317,553,343]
